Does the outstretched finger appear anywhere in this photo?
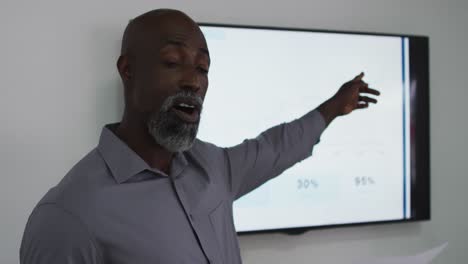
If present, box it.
[352,72,365,82]
[361,86,380,96]
[359,95,378,104]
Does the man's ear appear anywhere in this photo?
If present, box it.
[117,55,131,81]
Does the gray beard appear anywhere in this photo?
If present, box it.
[147,91,203,153]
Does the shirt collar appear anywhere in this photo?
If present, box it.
[97,123,188,184]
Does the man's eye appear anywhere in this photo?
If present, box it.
[198,66,209,74]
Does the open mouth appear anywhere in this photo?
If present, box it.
[170,101,201,123]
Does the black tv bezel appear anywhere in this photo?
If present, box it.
[198,22,430,235]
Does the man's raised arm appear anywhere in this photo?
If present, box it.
[222,72,380,200]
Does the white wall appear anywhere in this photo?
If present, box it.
[1,0,467,263]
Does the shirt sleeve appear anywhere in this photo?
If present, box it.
[20,203,102,264]
[223,109,326,200]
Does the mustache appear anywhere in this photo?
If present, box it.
[160,91,204,112]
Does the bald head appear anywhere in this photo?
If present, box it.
[120,9,203,57]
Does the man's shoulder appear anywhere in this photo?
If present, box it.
[61,147,113,187]
[20,201,103,264]
[191,138,226,159]
[192,137,220,150]
[22,147,110,258]
[37,147,112,216]
[187,138,227,174]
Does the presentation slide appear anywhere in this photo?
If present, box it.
[198,25,411,232]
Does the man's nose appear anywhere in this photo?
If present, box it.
[180,66,202,93]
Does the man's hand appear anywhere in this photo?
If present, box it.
[318,72,380,126]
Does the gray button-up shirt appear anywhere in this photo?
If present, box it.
[20,109,325,264]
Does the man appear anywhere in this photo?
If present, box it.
[20,8,379,264]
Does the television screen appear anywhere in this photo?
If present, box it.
[198,24,430,233]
